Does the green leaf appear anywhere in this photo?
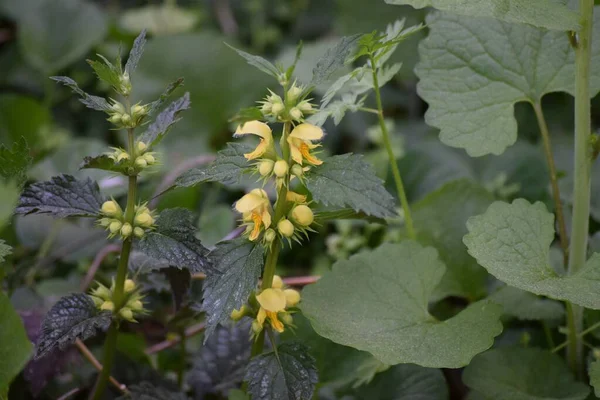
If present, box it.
[137,208,211,274]
[228,389,250,400]
[463,347,589,400]
[302,241,503,368]
[415,11,600,156]
[314,207,385,223]
[80,154,129,175]
[0,137,32,187]
[385,0,579,30]
[0,94,51,152]
[146,78,185,117]
[16,175,104,218]
[226,43,281,78]
[125,30,147,75]
[244,342,318,400]
[311,35,362,86]
[464,199,600,310]
[0,241,11,264]
[305,153,397,219]
[19,0,108,73]
[117,382,187,400]
[0,292,32,395]
[87,56,121,89]
[489,285,565,321]
[175,143,252,188]
[590,360,600,397]
[203,238,264,339]
[139,92,191,148]
[50,76,111,112]
[413,179,494,300]
[35,293,112,359]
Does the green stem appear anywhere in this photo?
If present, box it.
[369,55,415,240]
[553,320,600,353]
[89,324,119,400]
[566,1,594,379]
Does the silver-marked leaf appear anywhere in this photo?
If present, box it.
[137,208,211,274]
[35,293,112,359]
[203,238,264,339]
[125,30,147,75]
[0,137,32,187]
[302,241,503,368]
[464,199,600,309]
[226,43,280,78]
[80,154,129,175]
[489,285,565,321]
[244,342,318,400]
[311,35,362,86]
[117,382,187,400]
[139,92,191,148]
[175,143,252,188]
[415,11,600,156]
[463,348,589,400]
[50,76,111,112]
[591,360,600,397]
[305,153,397,219]
[146,78,185,117]
[16,175,104,218]
[385,0,579,30]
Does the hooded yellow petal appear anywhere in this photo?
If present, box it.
[286,191,307,204]
[289,123,323,141]
[243,140,268,160]
[235,121,272,140]
[261,208,272,228]
[256,288,287,312]
[235,192,267,213]
[257,307,266,325]
[288,137,304,164]
[268,311,285,333]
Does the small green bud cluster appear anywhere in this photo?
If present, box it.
[107,99,148,129]
[90,278,146,322]
[119,72,132,96]
[259,83,315,123]
[133,141,158,170]
[98,200,156,240]
[264,203,315,246]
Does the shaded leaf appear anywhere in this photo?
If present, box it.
[311,35,362,86]
[0,137,32,186]
[301,241,503,368]
[314,207,385,223]
[118,382,187,400]
[35,293,111,359]
[489,285,565,321]
[245,342,318,400]
[227,43,280,78]
[50,76,111,112]
[591,360,600,397]
[0,292,32,395]
[139,92,191,148]
[146,78,185,117]
[164,267,191,311]
[0,240,11,263]
[16,174,104,218]
[80,154,129,175]
[203,238,264,339]
[125,30,147,75]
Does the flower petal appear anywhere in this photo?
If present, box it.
[257,308,266,325]
[235,193,267,213]
[256,288,287,312]
[235,121,272,140]
[286,191,307,203]
[289,123,323,141]
[288,137,304,164]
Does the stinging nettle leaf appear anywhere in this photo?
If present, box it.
[35,293,112,359]
[301,241,503,368]
[226,43,281,78]
[16,174,104,218]
[139,92,191,148]
[311,34,362,87]
[87,56,121,89]
[244,342,318,400]
[203,238,264,339]
[137,208,212,274]
[305,153,397,219]
[125,30,147,75]
[415,11,600,156]
[80,154,130,175]
[50,76,112,112]
[0,292,32,395]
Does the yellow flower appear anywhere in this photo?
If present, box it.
[235,189,272,241]
[256,288,287,333]
[287,123,324,165]
[234,120,273,160]
[286,191,307,204]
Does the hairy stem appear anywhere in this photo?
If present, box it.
[369,55,415,239]
[533,103,569,266]
[566,0,594,379]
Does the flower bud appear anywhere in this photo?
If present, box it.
[110,102,126,114]
[134,212,154,228]
[258,160,274,176]
[108,114,122,124]
[284,289,301,306]
[264,228,276,243]
[271,102,284,116]
[101,200,121,217]
[289,107,303,121]
[252,320,263,334]
[273,160,289,178]
[280,312,293,325]
[121,223,133,237]
[109,220,123,234]
[137,141,147,153]
[100,301,115,311]
[135,157,147,168]
[119,307,134,321]
[124,279,136,292]
[272,275,284,289]
[120,73,132,95]
[93,285,112,300]
[143,153,156,165]
[261,102,273,114]
[297,100,313,113]
[277,219,294,238]
[91,296,104,307]
[116,152,129,162]
[287,85,303,101]
[291,205,314,226]
[131,104,147,117]
[291,164,304,178]
[134,227,145,238]
[98,217,111,227]
[130,300,144,311]
[230,306,247,321]
[120,113,132,126]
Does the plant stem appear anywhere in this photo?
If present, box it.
[369,55,415,240]
[533,102,569,266]
[553,320,600,353]
[566,0,594,379]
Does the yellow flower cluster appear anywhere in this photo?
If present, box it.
[98,200,156,240]
[91,278,145,322]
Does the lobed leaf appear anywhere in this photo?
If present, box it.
[203,238,264,339]
[311,34,362,86]
[137,208,212,274]
[301,241,503,368]
[244,342,318,400]
[226,43,281,78]
[16,174,104,218]
[305,153,397,219]
[139,92,191,148]
[125,30,147,75]
[0,137,32,187]
[50,76,112,112]
[35,293,112,359]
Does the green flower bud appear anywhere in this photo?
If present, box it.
[116,152,129,162]
[271,102,284,116]
[130,299,144,311]
[124,279,136,292]
[119,307,134,321]
[264,228,277,243]
[98,217,111,227]
[120,223,133,237]
[108,114,122,124]
[252,320,263,334]
[261,102,272,114]
[131,104,147,117]
[289,107,303,121]
[297,100,313,113]
[291,164,304,178]
[100,301,114,311]
[143,153,155,165]
[120,113,132,126]
[120,73,132,95]
[287,85,303,101]
[280,312,294,325]
[273,160,289,178]
[284,289,301,306]
[137,141,147,153]
[91,296,104,307]
[277,219,295,238]
[109,220,123,234]
[110,102,126,114]
[291,205,314,226]
[133,227,145,238]
[101,200,121,217]
[258,159,274,176]
[93,285,112,300]
[134,212,154,228]
[135,157,147,168]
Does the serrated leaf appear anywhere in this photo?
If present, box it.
[415,11,600,156]
[87,57,121,89]
[0,292,32,395]
[50,76,112,112]
[311,34,362,86]
[137,208,211,273]
[244,342,318,400]
[463,348,589,400]
[226,43,280,78]
[301,241,503,368]
[187,321,251,398]
[591,360,600,397]
[489,285,565,321]
[385,0,579,30]
[203,238,264,339]
[16,175,104,218]
[314,207,385,223]
[175,143,252,188]
[80,154,129,175]
[464,199,600,310]
[117,382,187,400]
[305,153,397,219]
[0,137,32,186]
[146,78,185,117]
[139,92,191,148]
[0,240,11,264]
[35,293,112,359]
[125,30,147,75]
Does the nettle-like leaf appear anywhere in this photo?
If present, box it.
[187,320,251,398]
[125,30,147,76]
[35,294,112,359]
[137,208,211,274]
[80,154,129,175]
[244,342,318,400]
[0,292,32,396]
[16,175,104,218]
[489,285,565,321]
[464,199,600,310]
[416,11,600,156]
[118,382,187,400]
[463,348,589,400]
[226,43,280,79]
[0,137,32,186]
[50,76,112,112]
[0,240,11,263]
[301,241,503,368]
[590,360,600,397]
[175,143,252,188]
[385,0,579,30]
[310,34,362,87]
[203,238,264,339]
[139,92,191,148]
[146,78,185,117]
[87,55,121,89]
[305,153,397,219]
